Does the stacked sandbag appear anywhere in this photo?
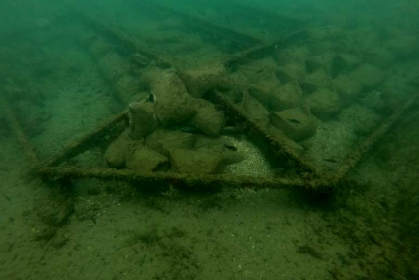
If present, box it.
[193,136,245,166]
[276,62,306,84]
[128,101,159,140]
[145,70,197,126]
[104,129,141,168]
[300,69,331,94]
[332,75,363,106]
[145,129,195,157]
[97,51,130,83]
[169,136,245,175]
[169,149,223,174]
[104,65,242,175]
[113,74,144,105]
[305,88,341,120]
[179,62,229,98]
[141,68,226,137]
[349,64,385,90]
[270,108,317,141]
[126,145,169,172]
[79,33,142,105]
[240,92,271,128]
[188,99,225,138]
[251,83,303,112]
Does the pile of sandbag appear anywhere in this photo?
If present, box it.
[105,67,244,175]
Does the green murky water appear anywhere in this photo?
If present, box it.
[1,1,418,279]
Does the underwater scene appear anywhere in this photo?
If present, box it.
[1,0,419,279]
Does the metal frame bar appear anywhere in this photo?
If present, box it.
[1,97,39,170]
[38,166,307,190]
[137,0,264,47]
[213,91,319,176]
[329,95,419,186]
[43,112,128,168]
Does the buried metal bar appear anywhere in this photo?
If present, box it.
[73,2,266,69]
[224,29,308,67]
[149,0,304,45]
[1,97,40,170]
[43,111,128,168]
[139,0,263,48]
[213,90,319,176]
[72,9,174,68]
[223,44,271,67]
[330,94,419,186]
[37,166,326,190]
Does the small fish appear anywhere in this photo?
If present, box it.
[323,158,337,163]
[178,126,198,133]
[223,144,238,151]
[1,190,11,202]
[287,118,300,124]
[241,90,249,113]
[198,9,207,17]
[147,91,156,103]
[272,168,285,175]
[167,125,198,133]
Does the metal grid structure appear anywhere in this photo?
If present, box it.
[2,2,418,193]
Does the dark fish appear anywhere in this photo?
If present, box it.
[1,190,11,202]
[287,118,300,124]
[198,9,207,17]
[223,144,238,151]
[272,168,285,174]
[241,90,249,113]
[179,126,198,133]
[147,92,156,103]
[323,158,337,163]
[167,125,198,133]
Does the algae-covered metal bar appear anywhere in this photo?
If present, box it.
[153,0,304,43]
[330,94,419,186]
[73,10,174,68]
[213,90,319,176]
[38,166,307,190]
[138,1,263,48]
[1,97,40,170]
[43,111,128,168]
